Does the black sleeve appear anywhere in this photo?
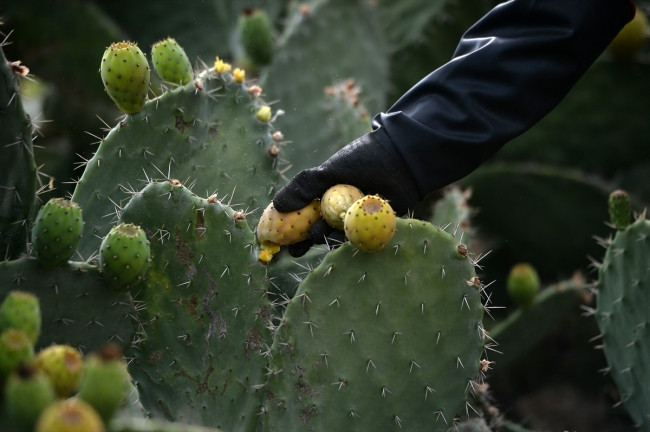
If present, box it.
[370,0,634,198]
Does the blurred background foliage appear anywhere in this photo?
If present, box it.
[1,0,649,430]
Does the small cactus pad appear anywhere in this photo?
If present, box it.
[99,223,151,291]
[506,262,541,309]
[608,189,632,230]
[5,364,57,432]
[31,198,84,269]
[264,218,486,431]
[100,41,151,114]
[151,37,193,85]
[120,181,272,429]
[320,184,364,230]
[596,216,650,429]
[344,195,396,253]
[257,200,321,246]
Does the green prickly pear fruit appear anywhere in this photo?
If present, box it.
[78,344,129,424]
[99,223,151,291]
[35,398,105,432]
[343,194,396,253]
[100,41,150,115]
[506,262,541,308]
[35,344,84,398]
[5,363,57,432]
[608,189,632,230]
[151,37,193,85]
[31,198,84,269]
[239,8,275,68]
[0,329,35,383]
[0,290,41,345]
[320,184,364,230]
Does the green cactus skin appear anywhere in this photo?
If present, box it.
[608,189,632,230]
[0,329,34,384]
[151,37,193,86]
[99,223,151,291]
[264,218,486,431]
[506,262,541,309]
[5,364,57,432]
[35,398,105,432]
[120,180,272,431]
[430,186,474,246]
[0,290,41,345]
[31,198,84,269]
[595,215,650,430]
[35,343,84,398]
[0,46,38,259]
[72,64,283,260]
[0,257,137,353]
[238,8,275,68]
[78,345,129,424]
[100,41,151,115]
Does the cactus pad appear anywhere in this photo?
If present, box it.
[120,180,272,430]
[264,218,486,431]
[72,64,284,259]
[596,216,650,430]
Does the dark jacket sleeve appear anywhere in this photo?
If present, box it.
[371,0,634,198]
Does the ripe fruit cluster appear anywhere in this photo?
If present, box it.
[256,184,397,261]
[0,292,128,432]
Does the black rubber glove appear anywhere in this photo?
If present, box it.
[274,0,634,257]
[273,133,421,256]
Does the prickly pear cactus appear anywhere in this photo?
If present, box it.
[264,218,487,431]
[119,180,272,431]
[72,62,284,259]
[0,46,37,259]
[595,214,650,431]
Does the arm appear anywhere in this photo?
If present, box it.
[273,0,634,246]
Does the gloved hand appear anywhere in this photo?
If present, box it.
[272,132,421,256]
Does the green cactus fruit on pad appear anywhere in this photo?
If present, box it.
[239,8,275,67]
[5,364,56,432]
[608,189,632,230]
[596,216,650,429]
[264,218,486,431]
[151,37,193,85]
[119,180,272,430]
[99,223,151,291]
[31,198,84,269]
[78,344,129,423]
[506,262,540,309]
[100,41,151,114]
[0,290,41,345]
[0,329,34,383]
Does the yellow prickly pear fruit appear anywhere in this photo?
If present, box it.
[35,398,105,432]
[320,184,364,230]
[343,195,396,253]
[256,200,321,262]
[35,344,84,398]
